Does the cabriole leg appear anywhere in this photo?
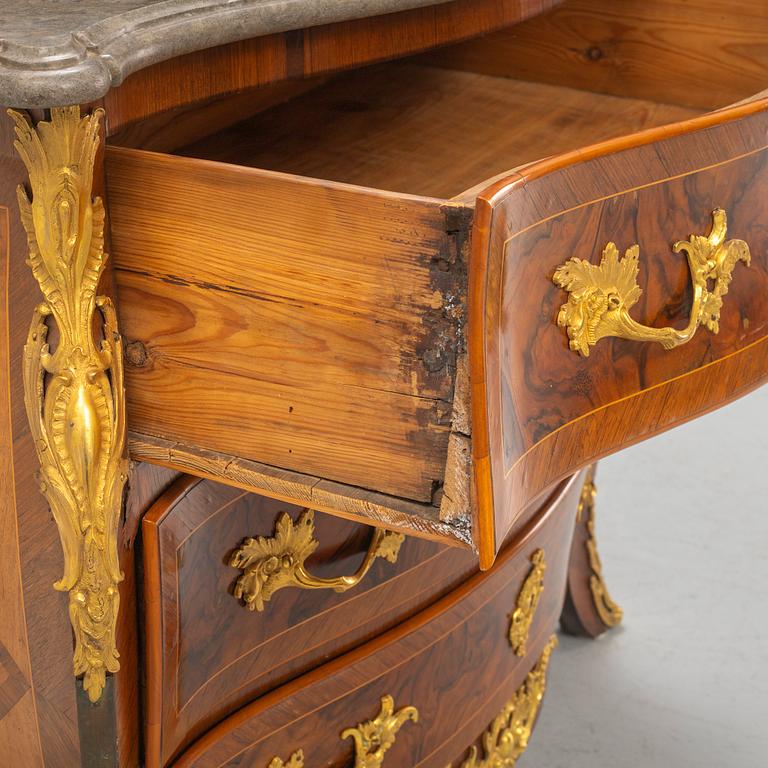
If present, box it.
[560,466,623,638]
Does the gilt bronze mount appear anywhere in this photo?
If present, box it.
[453,635,558,768]
[230,508,404,611]
[342,694,419,768]
[553,209,751,356]
[9,106,129,702]
[508,549,546,657]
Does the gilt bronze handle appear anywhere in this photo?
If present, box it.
[553,208,751,356]
[230,509,405,611]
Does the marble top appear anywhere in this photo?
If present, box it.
[0,0,450,107]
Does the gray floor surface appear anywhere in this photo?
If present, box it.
[524,385,768,768]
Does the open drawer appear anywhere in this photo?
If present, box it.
[106,5,768,568]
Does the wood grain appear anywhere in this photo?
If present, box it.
[176,63,699,198]
[171,471,584,768]
[106,147,463,504]
[101,0,563,134]
[142,477,479,765]
[423,0,768,111]
[469,99,768,566]
[128,434,473,548]
[0,110,83,767]
[107,78,328,154]
[102,34,290,135]
[0,201,43,767]
[302,0,561,77]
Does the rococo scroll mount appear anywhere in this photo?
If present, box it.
[508,548,546,657]
[230,509,405,611]
[9,106,129,702]
[553,208,751,356]
[342,695,418,768]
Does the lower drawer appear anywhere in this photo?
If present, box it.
[142,477,479,765]
[171,470,585,768]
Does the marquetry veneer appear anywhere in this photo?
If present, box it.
[1,2,767,766]
[162,471,585,767]
[108,54,768,568]
[142,477,478,765]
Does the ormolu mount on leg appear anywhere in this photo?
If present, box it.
[9,106,128,702]
[561,469,623,638]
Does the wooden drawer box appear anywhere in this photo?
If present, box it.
[142,477,478,765]
[106,22,768,569]
[168,471,584,768]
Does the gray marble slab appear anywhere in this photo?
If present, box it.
[0,0,451,107]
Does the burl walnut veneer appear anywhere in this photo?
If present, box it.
[0,1,765,766]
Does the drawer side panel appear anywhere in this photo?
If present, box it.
[106,148,464,503]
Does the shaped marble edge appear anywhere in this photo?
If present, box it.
[0,0,449,107]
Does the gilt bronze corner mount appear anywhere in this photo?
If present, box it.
[9,106,129,702]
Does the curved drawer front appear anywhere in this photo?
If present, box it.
[172,471,584,768]
[470,101,768,565]
[142,477,478,765]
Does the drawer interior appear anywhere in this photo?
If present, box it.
[151,0,767,197]
[105,0,766,556]
[169,61,703,199]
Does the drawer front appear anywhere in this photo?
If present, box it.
[142,477,478,765]
[470,101,768,566]
[171,471,584,768]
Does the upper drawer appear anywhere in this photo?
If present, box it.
[106,48,768,567]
